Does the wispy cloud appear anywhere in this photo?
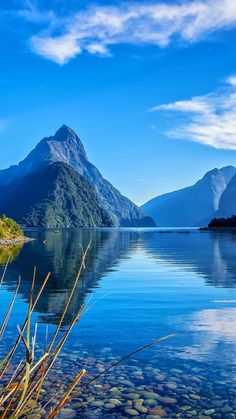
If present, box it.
[150,76,236,150]
[11,0,236,64]
[2,1,55,25]
[17,0,55,24]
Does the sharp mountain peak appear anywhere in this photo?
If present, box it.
[43,124,88,160]
[52,124,81,142]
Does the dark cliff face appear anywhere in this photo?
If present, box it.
[142,166,236,227]
[0,125,155,227]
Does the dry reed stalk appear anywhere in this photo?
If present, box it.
[48,369,86,419]
[0,277,21,340]
[0,253,11,286]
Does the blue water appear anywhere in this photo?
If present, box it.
[1,228,236,417]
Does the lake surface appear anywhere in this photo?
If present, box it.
[1,228,236,418]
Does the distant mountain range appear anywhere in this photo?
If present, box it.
[0,125,155,228]
[217,172,236,218]
[142,166,236,227]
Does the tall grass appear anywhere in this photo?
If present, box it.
[0,244,175,418]
[0,216,24,240]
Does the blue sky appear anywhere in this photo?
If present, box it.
[0,0,236,204]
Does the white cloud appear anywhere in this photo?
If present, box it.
[86,43,110,56]
[151,98,213,114]
[14,0,236,64]
[151,77,236,150]
[227,75,236,86]
[31,34,81,65]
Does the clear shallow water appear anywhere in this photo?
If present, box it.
[1,228,236,418]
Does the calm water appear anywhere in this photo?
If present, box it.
[1,228,236,418]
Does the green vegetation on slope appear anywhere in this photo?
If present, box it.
[0,214,24,240]
[0,162,114,228]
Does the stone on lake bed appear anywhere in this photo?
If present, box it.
[67,354,78,361]
[134,404,148,413]
[110,392,122,398]
[104,403,116,409]
[148,407,167,416]
[120,380,135,387]
[170,368,182,374]
[180,405,192,411]
[93,383,103,389]
[95,363,104,369]
[108,398,122,406]
[124,408,139,416]
[156,395,177,404]
[91,401,104,407]
[155,373,166,381]
[204,409,215,415]
[189,376,202,383]
[189,393,201,400]
[189,411,198,416]
[57,408,76,418]
[143,398,158,407]
[221,406,233,413]
[133,370,143,376]
[110,387,122,392]
[165,382,177,390]
[134,398,144,404]
[125,393,140,400]
[142,391,159,399]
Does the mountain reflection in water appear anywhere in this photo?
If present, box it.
[2,228,236,326]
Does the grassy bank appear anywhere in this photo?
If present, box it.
[0,215,24,239]
[0,215,32,248]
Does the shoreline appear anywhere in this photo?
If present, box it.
[0,236,34,248]
[199,227,236,231]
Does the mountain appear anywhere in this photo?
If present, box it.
[0,162,113,228]
[142,166,236,227]
[0,125,155,227]
[217,173,236,218]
